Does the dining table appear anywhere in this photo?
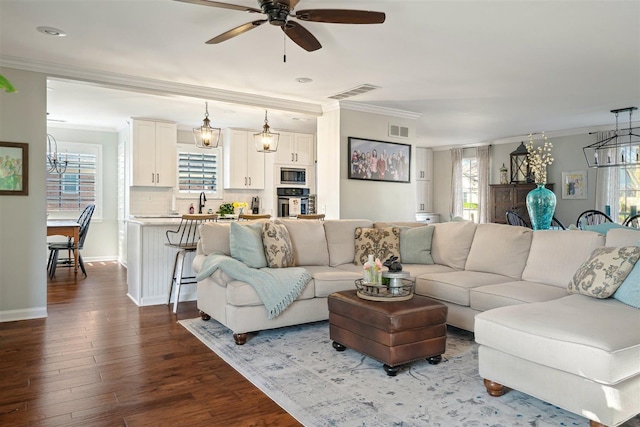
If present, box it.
[46,220,80,276]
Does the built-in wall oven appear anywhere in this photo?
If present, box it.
[279,167,307,186]
[277,187,310,217]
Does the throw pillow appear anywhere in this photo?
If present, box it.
[399,225,434,264]
[567,246,640,298]
[262,222,295,268]
[612,261,640,308]
[354,227,400,265]
[229,222,267,269]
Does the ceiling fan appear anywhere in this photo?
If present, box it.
[175,0,385,52]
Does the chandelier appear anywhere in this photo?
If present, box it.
[46,134,68,174]
[583,107,640,168]
[254,110,279,153]
[193,102,221,149]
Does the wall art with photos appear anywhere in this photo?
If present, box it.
[348,137,411,183]
[0,141,28,196]
[561,170,587,200]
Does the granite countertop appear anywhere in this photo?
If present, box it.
[128,215,183,226]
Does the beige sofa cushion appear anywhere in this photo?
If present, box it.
[470,281,569,312]
[475,294,640,385]
[199,222,231,256]
[276,219,329,266]
[415,270,512,306]
[430,221,477,270]
[606,227,640,246]
[465,223,532,280]
[324,219,373,267]
[521,230,605,288]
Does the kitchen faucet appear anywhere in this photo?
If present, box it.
[198,192,207,214]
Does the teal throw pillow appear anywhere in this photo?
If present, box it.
[612,243,640,309]
[399,225,434,264]
[230,222,267,268]
[582,222,627,234]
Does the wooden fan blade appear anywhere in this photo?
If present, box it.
[281,21,321,52]
[294,9,385,24]
[174,0,261,14]
[206,20,267,44]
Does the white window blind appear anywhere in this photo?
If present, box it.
[178,151,218,193]
[46,152,97,211]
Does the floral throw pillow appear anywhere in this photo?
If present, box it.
[262,222,295,268]
[567,246,640,298]
[354,227,400,265]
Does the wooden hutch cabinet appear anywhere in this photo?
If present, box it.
[489,183,554,224]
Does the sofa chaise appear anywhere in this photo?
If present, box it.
[192,219,640,427]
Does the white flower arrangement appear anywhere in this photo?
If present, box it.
[525,133,554,184]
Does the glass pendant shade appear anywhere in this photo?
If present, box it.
[193,102,220,149]
[254,110,279,153]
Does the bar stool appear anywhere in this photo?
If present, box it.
[166,213,218,313]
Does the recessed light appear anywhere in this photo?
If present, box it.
[296,77,313,84]
[37,26,66,37]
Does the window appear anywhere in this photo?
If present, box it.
[618,167,640,221]
[461,156,478,222]
[46,141,101,217]
[177,147,220,196]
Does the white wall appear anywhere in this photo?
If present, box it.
[46,127,119,261]
[316,108,341,219]
[0,67,48,321]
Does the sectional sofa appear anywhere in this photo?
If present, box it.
[192,219,640,427]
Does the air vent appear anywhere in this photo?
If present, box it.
[389,124,409,138]
[328,84,379,100]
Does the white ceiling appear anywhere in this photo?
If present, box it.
[1,0,639,146]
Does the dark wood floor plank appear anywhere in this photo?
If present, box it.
[0,262,300,426]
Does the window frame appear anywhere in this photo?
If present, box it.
[175,143,222,200]
[461,154,479,223]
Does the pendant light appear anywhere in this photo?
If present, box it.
[254,110,279,153]
[583,107,640,168]
[193,102,220,149]
[46,133,68,174]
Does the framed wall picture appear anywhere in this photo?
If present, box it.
[0,141,28,196]
[561,170,587,200]
[348,137,411,183]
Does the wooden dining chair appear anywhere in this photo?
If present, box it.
[505,210,531,228]
[576,209,613,230]
[297,214,325,220]
[622,214,640,228]
[238,214,271,220]
[47,204,96,279]
[166,213,218,313]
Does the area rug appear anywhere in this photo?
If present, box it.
[180,318,640,427]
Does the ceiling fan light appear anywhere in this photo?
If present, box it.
[193,102,220,149]
[254,110,279,153]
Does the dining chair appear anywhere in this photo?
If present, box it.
[238,214,271,221]
[505,210,531,228]
[576,209,613,230]
[550,216,567,230]
[166,213,218,314]
[296,214,325,220]
[47,204,96,279]
[622,214,640,228]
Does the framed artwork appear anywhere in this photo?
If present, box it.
[0,141,28,196]
[561,170,587,200]
[348,137,411,183]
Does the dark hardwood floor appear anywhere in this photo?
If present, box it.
[0,262,301,426]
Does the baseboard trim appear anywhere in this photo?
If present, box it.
[0,307,48,323]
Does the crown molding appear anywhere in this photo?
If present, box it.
[0,55,323,116]
[322,100,421,120]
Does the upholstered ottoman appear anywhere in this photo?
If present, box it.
[328,289,448,376]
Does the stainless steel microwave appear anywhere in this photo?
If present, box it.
[280,167,306,185]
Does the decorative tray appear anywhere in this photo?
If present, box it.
[355,278,414,302]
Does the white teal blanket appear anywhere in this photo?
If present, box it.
[196,253,312,319]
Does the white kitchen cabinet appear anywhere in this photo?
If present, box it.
[274,132,314,166]
[130,119,177,187]
[415,147,433,181]
[416,179,433,213]
[223,129,265,189]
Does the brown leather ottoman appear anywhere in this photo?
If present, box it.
[328,289,448,376]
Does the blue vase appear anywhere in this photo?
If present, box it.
[526,184,556,230]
